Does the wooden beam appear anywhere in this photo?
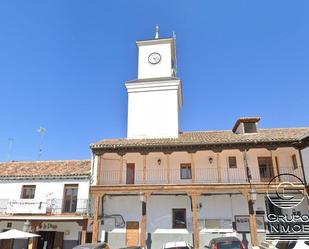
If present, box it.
[92,195,100,243]
[189,193,200,249]
[166,154,171,184]
[242,192,259,247]
[80,219,88,245]
[143,154,147,184]
[216,153,222,183]
[81,230,87,245]
[27,222,41,249]
[270,150,279,182]
[91,183,274,194]
[140,193,150,247]
[96,155,101,185]
[119,155,124,184]
[190,153,196,183]
[298,149,307,185]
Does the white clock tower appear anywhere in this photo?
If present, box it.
[125,26,183,139]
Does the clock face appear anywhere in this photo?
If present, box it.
[148,52,161,64]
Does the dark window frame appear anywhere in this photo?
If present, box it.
[180,163,192,179]
[228,156,237,168]
[20,185,36,199]
[172,208,187,229]
[62,184,78,213]
[243,122,257,133]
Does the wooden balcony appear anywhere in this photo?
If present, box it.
[98,166,304,186]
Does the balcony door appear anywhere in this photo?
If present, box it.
[63,184,78,213]
[126,163,135,184]
[258,157,274,182]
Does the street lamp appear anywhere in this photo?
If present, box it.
[249,188,257,203]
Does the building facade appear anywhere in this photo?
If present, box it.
[90,30,309,249]
[0,160,91,249]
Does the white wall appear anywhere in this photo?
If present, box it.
[126,79,181,139]
[100,194,267,234]
[0,178,89,201]
[137,42,173,79]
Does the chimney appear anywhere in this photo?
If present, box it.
[232,117,260,134]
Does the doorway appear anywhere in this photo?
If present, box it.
[37,231,55,249]
[126,221,139,246]
[126,163,135,184]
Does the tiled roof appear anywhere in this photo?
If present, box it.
[0,160,90,179]
[91,128,309,150]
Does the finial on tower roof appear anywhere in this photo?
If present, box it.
[155,24,160,39]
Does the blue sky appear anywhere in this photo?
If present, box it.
[0,1,308,161]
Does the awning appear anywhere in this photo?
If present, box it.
[0,229,40,239]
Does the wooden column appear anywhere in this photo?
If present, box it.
[96,155,102,185]
[166,154,171,184]
[142,154,147,184]
[92,195,100,243]
[28,221,41,249]
[298,149,307,184]
[242,191,259,247]
[189,193,200,249]
[140,193,150,247]
[190,153,196,183]
[270,150,279,182]
[119,155,124,184]
[242,150,251,182]
[216,153,222,183]
[80,219,88,245]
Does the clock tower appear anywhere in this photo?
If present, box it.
[125,26,183,139]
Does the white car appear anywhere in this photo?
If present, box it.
[275,240,309,248]
[162,241,193,249]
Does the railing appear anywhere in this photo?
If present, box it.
[99,166,304,185]
[0,198,88,215]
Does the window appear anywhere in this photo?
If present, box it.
[63,184,78,213]
[258,157,274,181]
[172,209,186,228]
[180,164,192,179]
[243,122,257,133]
[21,185,36,199]
[228,156,237,168]
[292,155,298,170]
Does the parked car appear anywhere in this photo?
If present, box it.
[72,242,110,249]
[162,241,193,249]
[275,240,309,249]
[205,237,246,249]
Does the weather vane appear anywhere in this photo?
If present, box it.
[155,24,160,39]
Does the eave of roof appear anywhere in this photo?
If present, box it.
[0,159,91,179]
[90,128,309,153]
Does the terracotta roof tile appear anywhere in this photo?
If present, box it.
[91,128,309,149]
[0,160,90,178]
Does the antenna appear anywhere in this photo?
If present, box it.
[155,24,160,39]
[37,126,47,159]
[7,137,14,162]
[172,31,177,76]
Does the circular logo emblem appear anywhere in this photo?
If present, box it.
[267,173,306,209]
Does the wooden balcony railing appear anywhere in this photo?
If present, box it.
[98,166,304,185]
